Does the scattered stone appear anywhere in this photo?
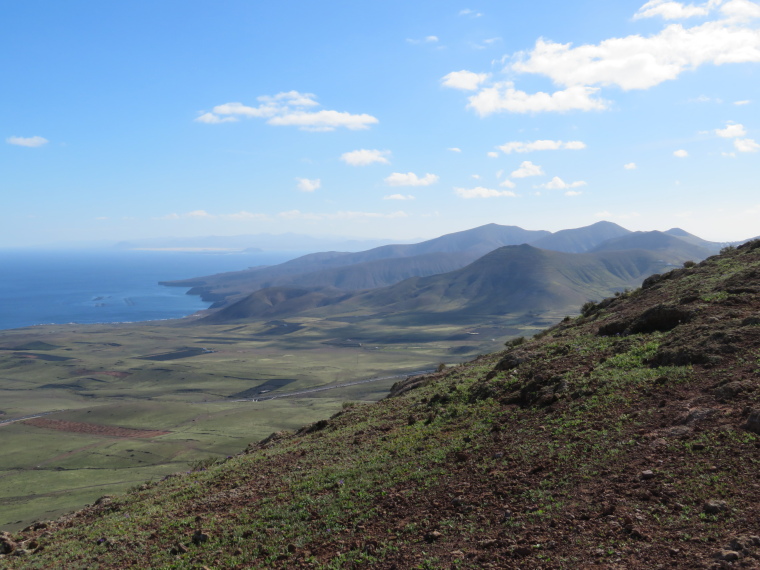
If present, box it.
[641,470,655,480]
[728,535,760,552]
[713,550,741,562]
[713,381,754,401]
[745,409,760,435]
[0,534,16,555]
[169,543,188,555]
[684,408,719,425]
[424,531,442,543]
[704,500,728,515]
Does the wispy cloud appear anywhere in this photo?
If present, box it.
[624,162,637,170]
[715,121,747,137]
[536,176,587,190]
[340,149,391,166]
[451,3,760,116]
[735,138,760,152]
[511,161,545,178]
[385,172,439,186]
[459,8,483,17]
[673,149,689,157]
[454,186,517,198]
[296,177,321,192]
[468,83,608,115]
[383,194,415,200]
[498,140,586,153]
[441,70,491,91]
[196,91,378,131]
[6,135,48,148]
[407,35,439,44]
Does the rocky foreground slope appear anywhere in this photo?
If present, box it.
[3,242,760,569]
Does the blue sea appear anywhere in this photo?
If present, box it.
[0,249,299,331]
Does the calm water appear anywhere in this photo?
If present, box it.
[0,250,298,330]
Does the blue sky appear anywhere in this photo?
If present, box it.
[2,0,759,247]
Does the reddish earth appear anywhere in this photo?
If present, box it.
[22,418,169,438]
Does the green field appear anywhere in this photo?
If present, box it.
[0,310,551,530]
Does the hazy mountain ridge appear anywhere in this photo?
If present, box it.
[205,244,676,323]
[164,221,727,311]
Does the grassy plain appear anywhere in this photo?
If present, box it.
[0,310,550,531]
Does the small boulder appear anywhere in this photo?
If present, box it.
[713,550,741,562]
[745,409,760,434]
[641,470,655,480]
[704,500,729,515]
[191,531,209,545]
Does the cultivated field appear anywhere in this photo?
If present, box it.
[0,310,551,530]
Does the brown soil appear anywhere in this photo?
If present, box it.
[22,418,169,438]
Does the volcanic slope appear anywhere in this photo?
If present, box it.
[203,244,676,323]
[6,242,760,568]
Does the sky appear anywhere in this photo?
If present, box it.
[2,0,760,247]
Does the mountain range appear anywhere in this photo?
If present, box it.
[164,221,731,324]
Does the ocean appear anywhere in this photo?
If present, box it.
[0,249,299,331]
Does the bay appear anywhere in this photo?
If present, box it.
[0,249,299,331]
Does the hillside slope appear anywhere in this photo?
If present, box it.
[5,242,760,569]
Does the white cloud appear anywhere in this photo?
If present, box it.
[735,137,760,151]
[459,8,483,17]
[624,162,638,169]
[498,139,587,153]
[721,0,760,20]
[674,149,690,157]
[340,149,391,166]
[6,135,49,147]
[196,91,378,131]
[454,186,517,198]
[296,177,321,192]
[511,161,545,178]
[511,18,760,92]
[468,83,608,115]
[538,176,587,189]
[471,174,481,179]
[407,35,440,45]
[385,172,439,186]
[734,99,752,105]
[487,151,499,158]
[441,70,491,90]
[384,194,415,200]
[715,121,747,137]
[448,147,462,152]
[633,0,717,21]
[194,112,237,124]
[187,210,213,218]
[269,110,378,131]
[565,190,583,197]
[499,179,516,188]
